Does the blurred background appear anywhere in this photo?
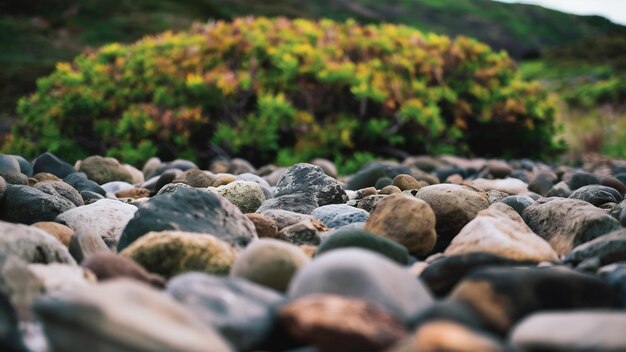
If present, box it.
[1,0,625,161]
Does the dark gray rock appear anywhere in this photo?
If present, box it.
[80,190,105,204]
[0,221,75,264]
[288,248,434,324]
[257,192,319,215]
[64,172,106,196]
[1,185,75,224]
[601,176,626,196]
[528,171,557,196]
[274,163,347,206]
[546,181,572,197]
[565,228,626,267]
[167,273,283,351]
[311,204,369,229]
[32,152,76,179]
[156,182,192,196]
[0,290,25,352]
[499,195,535,216]
[33,181,84,207]
[0,176,5,200]
[522,197,621,255]
[420,253,536,297]
[450,267,619,334]
[0,154,27,185]
[347,163,412,190]
[9,155,32,177]
[117,187,257,251]
[568,171,600,190]
[569,185,622,206]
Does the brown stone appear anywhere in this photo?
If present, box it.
[245,213,279,239]
[172,169,215,188]
[390,321,503,352]
[212,174,237,187]
[82,252,165,288]
[280,294,406,352]
[32,172,61,183]
[32,222,74,247]
[392,174,423,191]
[379,185,401,195]
[115,188,151,199]
[364,193,437,256]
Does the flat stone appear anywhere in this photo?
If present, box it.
[34,279,233,352]
[167,273,283,351]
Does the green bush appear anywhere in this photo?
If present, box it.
[2,17,564,169]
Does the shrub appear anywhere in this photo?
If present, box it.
[2,17,564,169]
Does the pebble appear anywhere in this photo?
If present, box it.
[172,168,215,188]
[214,180,266,213]
[231,238,310,292]
[316,228,409,264]
[0,221,75,264]
[245,213,279,238]
[471,177,529,195]
[564,228,626,268]
[569,184,622,206]
[273,163,348,206]
[69,228,111,263]
[120,231,237,278]
[32,221,74,247]
[32,152,76,178]
[364,193,437,256]
[82,252,165,287]
[278,218,327,245]
[311,204,369,229]
[78,155,134,184]
[390,320,502,352]
[1,184,76,224]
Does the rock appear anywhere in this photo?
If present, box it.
[80,190,105,204]
[364,194,437,256]
[288,249,434,324]
[167,273,283,351]
[228,158,256,175]
[101,181,134,194]
[31,172,61,183]
[120,231,237,278]
[353,194,386,212]
[347,163,412,190]
[0,185,75,224]
[602,175,626,195]
[564,228,626,267]
[212,174,237,187]
[246,213,279,238]
[311,204,369,229]
[78,155,134,184]
[279,219,327,246]
[392,174,424,191]
[27,263,96,292]
[274,163,347,206]
[449,267,618,333]
[257,192,319,214]
[0,221,75,264]
[444,203,558,262]
[355,187,377,199]
[236,172,271,188]
[152,159,198,179]
[522,198,621,255]
[153,169,182,193]
[33,180,84,207]
[264,167,287,186]
[471,178,528,195]
[486,160,513,178]
[486,190,509,205]
[214,180,266,213]
[528,171,557,196]
[231,238,310,292]
[0,153,27,185]
[375,177,393,189]
[569,184,622,206]
[279,294,405,352]
[0,176,5,199]
[380,185,402,194]
[390,320,502,352]
[498,195,534,216]
[317,228,409,264]
[118,187,257,251]
[622,206,626,227]
[124,164,144,184]
[9,154,33,177]
[172,168,215,188]
[420,253,536,297]
[142,157,161,180]
[32,152,76,178]
[56,199,137,250]
[259,209,314,230]
[310,158,338,179]
[32,222,74,247]
[34,279,233,352]
[64,172,106,196]
[567,171,600,190]
[115,187,151,199]
[0,291,25,351]
[415,184,489,253]
[81,252,165,287]
[69,228,111,263]
[156,182,191,195]
[546,180,572,197]
[403,156,444,173]
[510,311,626,352]
[600,263,626,307]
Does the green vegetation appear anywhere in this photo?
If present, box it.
[2,18,563,171]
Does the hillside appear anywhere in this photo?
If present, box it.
[1,0,624,121]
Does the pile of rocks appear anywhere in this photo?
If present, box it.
[2,152,626,351]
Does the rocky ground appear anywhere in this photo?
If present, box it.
[1,151,626,351]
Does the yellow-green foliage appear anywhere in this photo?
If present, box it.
[3,17,563,167]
